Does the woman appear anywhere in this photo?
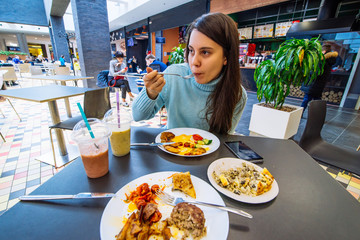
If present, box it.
[108,52,135,107]
[132,13,247,134]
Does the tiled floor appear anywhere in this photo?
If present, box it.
[0,75,359,216]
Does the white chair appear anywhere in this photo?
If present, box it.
[1,66,20,87]
[30,66,43,75]
[54,66,78,86]
[55,66,70,75]
[0,71,21,121]
[17,63,31,78]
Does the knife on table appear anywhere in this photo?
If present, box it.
[19,192,116,201]
[131,142,175,146]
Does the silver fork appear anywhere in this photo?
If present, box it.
[155,190,253,219]
[125,72,194,79]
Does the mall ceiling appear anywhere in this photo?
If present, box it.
[0,0,192,47]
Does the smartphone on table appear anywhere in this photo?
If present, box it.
[224,141,264,164]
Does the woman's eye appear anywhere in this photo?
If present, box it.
[202,51,209,55]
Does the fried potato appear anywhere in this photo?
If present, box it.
[164,145,181,154]
[160,132,175,142]
[190,147,206,155]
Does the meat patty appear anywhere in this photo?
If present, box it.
[167,202,206,239]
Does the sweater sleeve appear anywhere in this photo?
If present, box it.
[132,87,165,121]
[229,86,248,134]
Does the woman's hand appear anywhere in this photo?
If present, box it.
[120,67,128,73]
[143,67,165,100]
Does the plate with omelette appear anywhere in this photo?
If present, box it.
[207,158,279,204]
[155,128,220,157]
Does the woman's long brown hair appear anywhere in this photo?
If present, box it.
[185,13,243,134]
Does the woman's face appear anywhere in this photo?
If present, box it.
[188,29,227,84]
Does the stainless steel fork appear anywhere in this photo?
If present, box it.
[125,73,194,79]
[155,190,253,219]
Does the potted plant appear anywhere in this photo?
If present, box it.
[249,37,325,139]
[168,46,185,65]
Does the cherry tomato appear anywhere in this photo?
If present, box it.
[192,134,203,141]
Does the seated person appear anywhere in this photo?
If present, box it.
[145,54,167,72]
[132,13,247,134]
[12,55,21,64]
[59,55,66,66]
[108,52,135,107]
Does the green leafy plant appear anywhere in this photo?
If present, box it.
[0,50,27,56]
[254,37,325,109]
[168,46,185,64]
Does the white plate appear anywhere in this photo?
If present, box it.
[100,171,229,240]
[207,158,279,204]
[154,128,220,157]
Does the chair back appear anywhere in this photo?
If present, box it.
[149,63,161,72]
[55,66,70,75]
[1,67,17,81]
[0,70,5,87]
[83,87,111,119]
[30,66,43,75]
[299,100,326,149]
[18,63,31,73]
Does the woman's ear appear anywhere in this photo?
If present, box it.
[224,57,227,66]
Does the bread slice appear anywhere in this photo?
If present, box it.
[172,172,196,198]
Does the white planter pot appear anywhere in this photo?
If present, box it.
[249,103,303,139]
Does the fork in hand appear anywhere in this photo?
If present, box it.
[155,190,253,219]
[126,72,194,79]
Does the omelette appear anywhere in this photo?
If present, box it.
[160,132,212,156]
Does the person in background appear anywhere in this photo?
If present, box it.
[6,56,13,63]
[108,52,135,107]
[332,55,343,69]
[264,51,273,61]
[59,55,66,66]
[36,55,43,63]
[25,55,32,62]
[12,55,21,64]
[300,44,338,113]
[73,59,81,76]
[145,54,167,72]
[132,12,247,134]
[127,56,138,73]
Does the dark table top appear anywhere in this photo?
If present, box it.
[0,127,359,240]
[0,85,93,103]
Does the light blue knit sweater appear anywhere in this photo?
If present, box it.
[132,63,247,133]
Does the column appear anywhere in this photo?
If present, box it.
[16,33,29,54]
[49,28,57,60]
[49,16,71,63]
[155,31,163,62]
[0,39,6,51]
[71,0,112,88]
